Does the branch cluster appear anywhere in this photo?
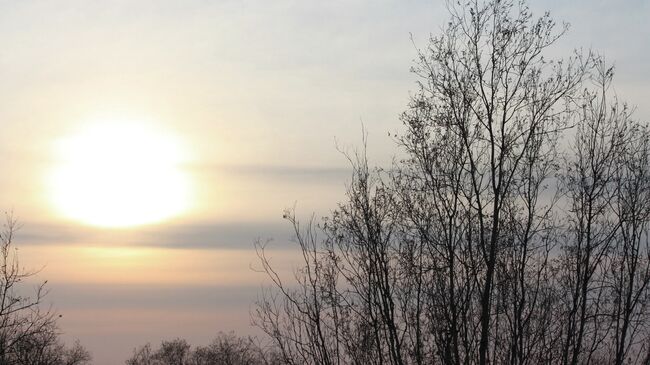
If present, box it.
[254,1,650,364]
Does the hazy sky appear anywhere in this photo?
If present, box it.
[0,1,648,363]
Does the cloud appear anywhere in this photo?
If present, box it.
[47,282,261,311]
[17,219,303,250]
[206,163,351,182]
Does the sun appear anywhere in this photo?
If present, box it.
[49,119,192,228]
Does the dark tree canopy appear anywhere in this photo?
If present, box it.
[125,332,281,365]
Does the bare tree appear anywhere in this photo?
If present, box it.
[126,343,156,365]
[0,214,91,365]
[253,1,650,365]
[191,332,272,365]
[609,119,650,365]
[126,333,277,365]
[555,64,650,365]
[0,214,51,361]
[13,334,91,365]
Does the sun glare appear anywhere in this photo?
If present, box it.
[49,120,192,228]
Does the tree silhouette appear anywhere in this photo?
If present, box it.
[126,332,280,365]
[253,1,650,364]
[0,214,91,365]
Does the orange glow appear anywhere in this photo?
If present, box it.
[22,244,300,286]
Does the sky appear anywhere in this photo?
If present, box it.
[0,0,648,363]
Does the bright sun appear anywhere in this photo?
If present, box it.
[49,120,192,228]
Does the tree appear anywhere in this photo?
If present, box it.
[253,1,650,364]
[126,332,279,365]
[0,214,91,365]
[556,65,650,365]
[191,332,272,365]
